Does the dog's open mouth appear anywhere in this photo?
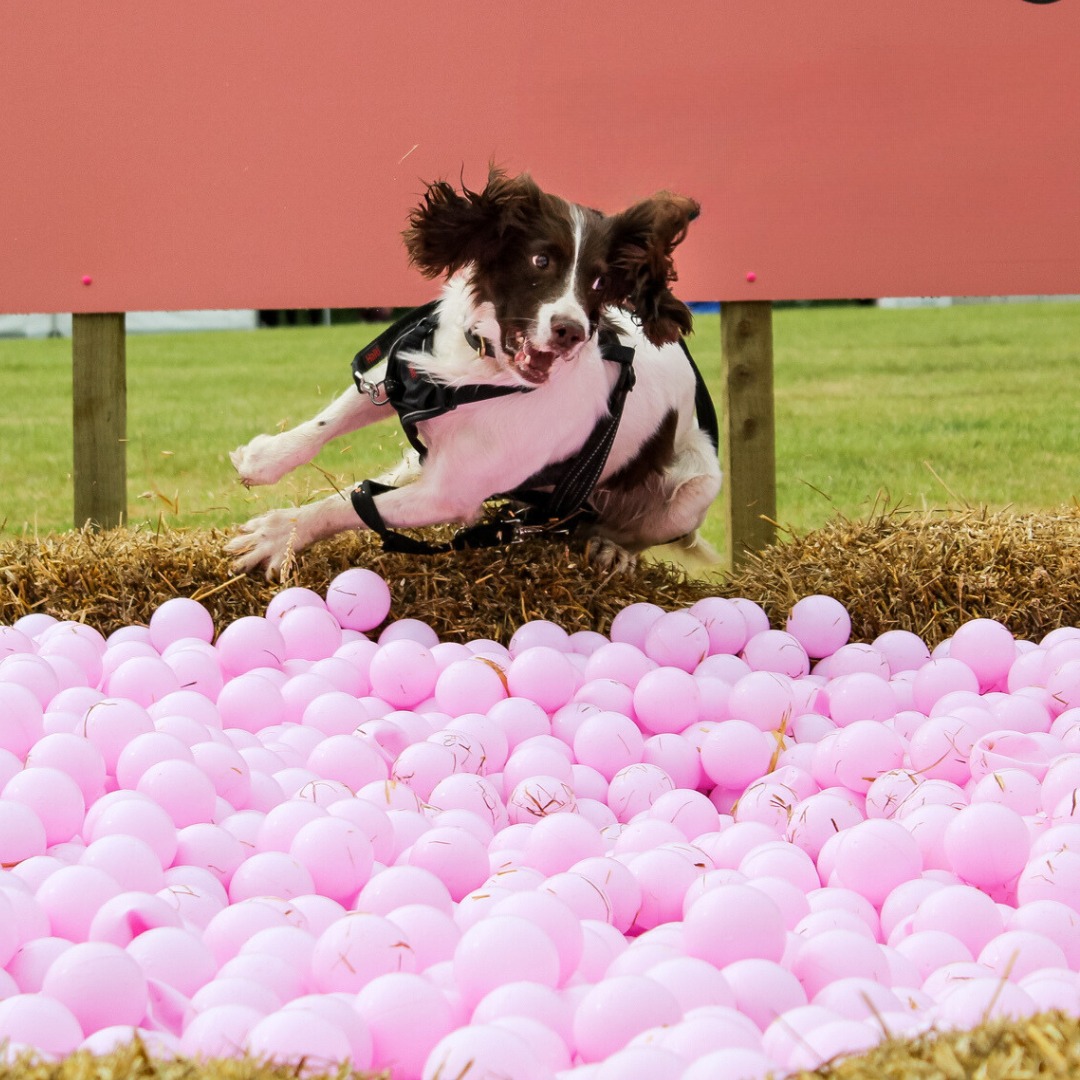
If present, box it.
[513,344,557,384]
[507,336,557,385]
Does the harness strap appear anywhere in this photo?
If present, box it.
[680,338,719,450]
[351,479,544,554]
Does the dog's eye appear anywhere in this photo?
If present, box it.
[592,274,608,292]
[531,253,550,269]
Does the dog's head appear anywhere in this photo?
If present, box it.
[403,168,699,385]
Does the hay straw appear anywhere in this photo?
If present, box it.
[0,524,717,641]
[4,505,1080,644]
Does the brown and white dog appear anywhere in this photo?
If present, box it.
[227,169,721,577]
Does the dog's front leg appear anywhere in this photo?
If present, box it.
[231,385,385,487]
[228,473,486,579]
[227,490,364,578]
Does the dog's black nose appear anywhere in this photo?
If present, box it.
[552,319,586,350]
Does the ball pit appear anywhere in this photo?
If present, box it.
[5,577,1080,1079]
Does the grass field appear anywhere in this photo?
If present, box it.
[2,300,1079,560]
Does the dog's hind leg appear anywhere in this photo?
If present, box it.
[231,385,387,487]
[587,429,722,573]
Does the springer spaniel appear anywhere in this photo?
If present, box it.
[227,169,721,577]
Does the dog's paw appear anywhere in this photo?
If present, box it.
[230,433,296,488]
[226,509,307,579]
[585,537,639,576]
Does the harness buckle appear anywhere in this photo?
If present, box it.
[356,376,392,407]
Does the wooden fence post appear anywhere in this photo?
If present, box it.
[72,312,127,530]
[721,300,776,569]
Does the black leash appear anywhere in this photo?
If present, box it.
[347,305,716,555]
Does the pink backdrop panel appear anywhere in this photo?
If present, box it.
[1,1,1078,314]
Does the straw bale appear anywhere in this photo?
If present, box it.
[727,504,1080,644]
[0,525,716,641]
[3,505,1080,643]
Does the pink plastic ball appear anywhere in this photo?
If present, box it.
[742,630,810,678]
[978,929,1067,981]
[969,768,1042,815]
[609,603,665,649]
[325,568,392,632]
[310,912,417,993]
[356,972,456,1079]
[149,597,215,651]
[125,925,216,997]
[265,586,325,622]
[727,671,796,732]
[216,617,286,676]
[246,1007,353,1071]
[699,721,774,790]
[786,792,864,859]
[583,642,657,689]
[355,865,454,917]
[907,714,979,784]
[2,766,85,845]
[424,1024,553,1080]
[948,618,1015,691]
[1017,848,1080,912]
[873,630,932,675]
[633,666,701,734]
[453,914,561,1008]
[181,1004,263,1057]
[508,647,579,713]
[684,884,786,966]
[935,978,1038,1027]
[789,928,891,999]
[642,611,711,672]
[507,775,577,824]
[136,758,217,828]
[368,639,438,708]
[572,974,682,1063]
[216,672,286,734]
[228,850,315,902]
[78,697,156,773]
[435,658,509,715]
[688,597,749,655]
[832,721,905,794]
[830,819,923,908]
[523,813,604,876]
[943,802,1030,887]
[35,865,123,942]
[288,816,375,903]
[0,993,84,1057]
[85,793,178,866]
[427,773,508,830]
[80,834,165,893]
[115,730,194,790]
[912,884,1006,954]
[407,825,490,902]
[570,712,643,781]
[723,957,808,1029]
[911,658,980,713]
[786,595,851,660]
[606,763,675,822]
[823,673,899,728]
[278,606,343,662]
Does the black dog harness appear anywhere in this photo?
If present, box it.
[348,303,717,555]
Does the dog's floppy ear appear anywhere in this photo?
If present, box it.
[404,168,543,278]
[605,192,700,346]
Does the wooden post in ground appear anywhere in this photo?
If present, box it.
[72,312,127,530]
[721,300,776,569]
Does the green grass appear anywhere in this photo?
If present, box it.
[2,301,1079,558]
